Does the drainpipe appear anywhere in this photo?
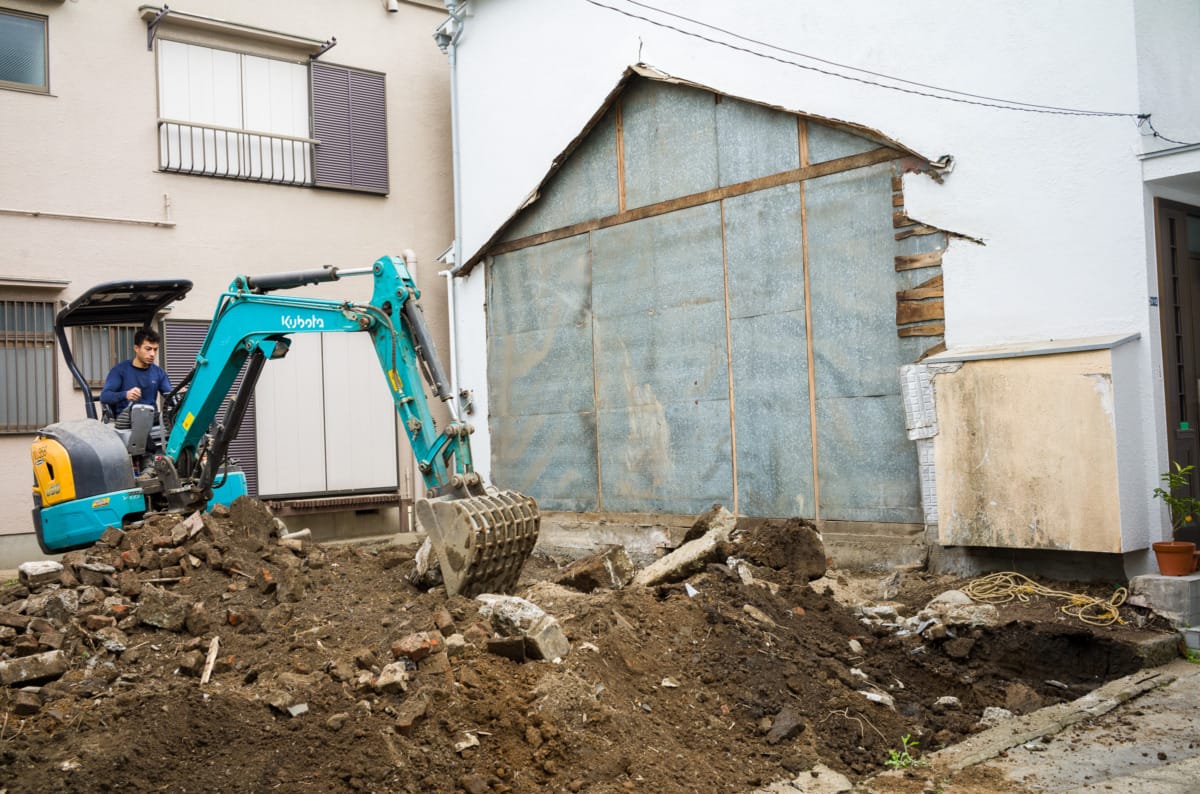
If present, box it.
[435,1,466,419]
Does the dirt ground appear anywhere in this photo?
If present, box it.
[0,501,1178,793]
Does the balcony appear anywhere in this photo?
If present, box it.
[158,118,316,187]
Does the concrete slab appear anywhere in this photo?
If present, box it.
[1128,573,1200,628]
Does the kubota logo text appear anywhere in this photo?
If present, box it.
[281,313,325,330]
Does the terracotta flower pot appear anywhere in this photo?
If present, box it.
[1153,541,1197,576]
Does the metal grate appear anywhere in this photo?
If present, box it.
[158,119,315,186]
[0,299,57,432]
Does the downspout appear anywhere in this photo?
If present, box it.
[436,0,466,420]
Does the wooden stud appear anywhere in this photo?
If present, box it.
[892,193,904,208]
[720,199,738,515]
[896,298,944,325]
[615,99,626,214]
[895,225,941,241]
[896,274,943,301]
[898,323,945,337]
[894,251,943,272]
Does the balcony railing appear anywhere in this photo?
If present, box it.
[158,118,317,187]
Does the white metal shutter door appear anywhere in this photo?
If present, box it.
[164,320,259,496]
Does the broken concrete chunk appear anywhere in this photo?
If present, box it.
[179,649,206,677]
[95,626,129,654]
[0,650,68,686]
[18,561,63,588]
[633,527,729,587]
[934,695,962,711]
[554,545,635,592]
[13,688,42,715]
[476,595,570,661]
[138,585,190,632]
[43,590,81,624]
[681,504,738,545]
[525,616,570,661]
[375,662,410,693]
[979,706,1014,727]
[929,589,974,607]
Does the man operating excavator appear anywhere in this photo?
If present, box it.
[99,327,172,427]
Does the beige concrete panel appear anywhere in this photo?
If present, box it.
[934,351,1122,552]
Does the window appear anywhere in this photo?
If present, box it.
[0,8,48,93]
[0,299,56,432]
[156,40,389,193]
[71,325,148,390]
[157,40,313,185]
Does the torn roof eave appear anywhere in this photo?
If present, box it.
[456,62,954,277]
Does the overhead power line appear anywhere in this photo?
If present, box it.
[584,0,1194,145]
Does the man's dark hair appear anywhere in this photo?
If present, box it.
[134,327,161,347]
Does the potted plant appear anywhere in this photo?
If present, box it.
[1152,462,1200,576]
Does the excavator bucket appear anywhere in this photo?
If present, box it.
[415,489,540,597]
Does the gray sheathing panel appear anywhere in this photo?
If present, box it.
[622,80,719,210]
[591,204,730,513]
[806,163,921,522]
[489,412,599,512]
[595,400,733,514]
[716,97,800,187]
[488,236,598,510]
[816,395,922,524]
[807,122,878,164]
[503,107,621,242]
[731,309,815,516]
[488,235,592,337]
[723,184,815,517]
[808,163,906,397]
[724,184,805,316]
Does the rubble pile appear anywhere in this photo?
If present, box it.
[0,500,1161,793]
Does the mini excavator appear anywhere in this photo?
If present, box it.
[29,255,538,596]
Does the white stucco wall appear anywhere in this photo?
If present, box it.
[446,0,1200,557]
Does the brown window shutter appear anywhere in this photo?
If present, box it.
[311,62,389,195]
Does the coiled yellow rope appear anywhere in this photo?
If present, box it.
[960,571,1127,627]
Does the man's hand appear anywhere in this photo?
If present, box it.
[127,386,142,401]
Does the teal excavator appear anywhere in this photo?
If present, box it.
[30,255,538,597]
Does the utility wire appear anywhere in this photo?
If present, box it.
[619,0,1118,115]
[586,0,1197,145]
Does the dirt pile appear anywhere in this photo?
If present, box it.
[0,500,1174,793]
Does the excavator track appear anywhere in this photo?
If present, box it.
[415,490,540,597]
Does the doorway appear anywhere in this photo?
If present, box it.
[1156,200,1200,505]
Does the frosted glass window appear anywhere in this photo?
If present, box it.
[0,10,47,93]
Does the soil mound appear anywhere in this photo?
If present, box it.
[0,501,1172,793]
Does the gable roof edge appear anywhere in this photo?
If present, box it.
[456,62,952,277]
